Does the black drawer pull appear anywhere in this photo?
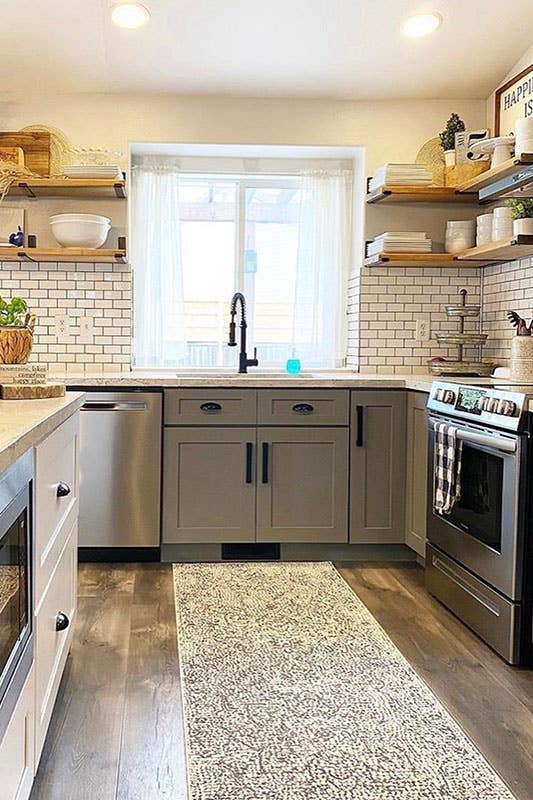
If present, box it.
[356,405,364,447]
[262,443,269,484]
[57,482,71,498]
[200,402,222,414]
[292,402,314,415]
[55,612,70,632]
[245,442,253,484]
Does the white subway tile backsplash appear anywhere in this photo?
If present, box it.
[0,261,132,373]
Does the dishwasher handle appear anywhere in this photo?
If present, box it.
[82,401,148,411]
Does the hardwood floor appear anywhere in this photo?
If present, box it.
[31,561,533,800]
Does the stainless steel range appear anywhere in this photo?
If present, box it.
[426,380,533,665]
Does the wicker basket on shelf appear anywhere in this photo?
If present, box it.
[0,314,36,364]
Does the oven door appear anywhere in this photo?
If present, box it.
[427,415,526,600]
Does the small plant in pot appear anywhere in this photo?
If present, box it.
[0,296,36,364]
[509,198,533,237]
[439,113,466,167]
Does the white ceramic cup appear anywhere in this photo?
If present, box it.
[493,206,512,219]
[515,117,533,155]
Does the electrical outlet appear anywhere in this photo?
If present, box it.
[78,316,94,344]
[415,314,431,342]
[54,313,71,340]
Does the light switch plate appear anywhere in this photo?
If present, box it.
[415,314,431,342]
[53,312,71,340]
[78,315,94,344]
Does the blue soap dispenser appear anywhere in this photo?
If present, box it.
[286,349,301,375]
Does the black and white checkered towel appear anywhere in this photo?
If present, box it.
[434,421,463,515]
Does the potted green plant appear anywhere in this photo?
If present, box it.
[439,113,466,167]
[0,296,35,364]
[509,198,533,236]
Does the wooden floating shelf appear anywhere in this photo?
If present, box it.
[0,247,128,263]
[366,185,477,204]
[364,253,479,269]
[456,234,533,262]
[365,237,533,268]
[7,177,127,199]
[457,154,533,193]
[365,252,497,269]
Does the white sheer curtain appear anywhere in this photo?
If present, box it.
[131,157,187,368]
[292,170,353,368]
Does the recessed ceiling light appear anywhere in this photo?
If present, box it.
[402,12,442,37]
[110,2,150,29]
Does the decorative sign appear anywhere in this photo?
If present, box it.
[495,63,533,135]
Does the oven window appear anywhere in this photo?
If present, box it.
[447,444,504,551]
[0,511,28,680]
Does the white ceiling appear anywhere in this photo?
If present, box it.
[1,0,532,99]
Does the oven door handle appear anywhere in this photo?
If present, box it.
[431,422,518,454]
[455,429,517,453]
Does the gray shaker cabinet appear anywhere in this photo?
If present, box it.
[256,427,349,543]
[350,390,407,543]
[405,391,429,557]
[163,427,256,543]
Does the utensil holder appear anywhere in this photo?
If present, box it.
[510,336,533,382]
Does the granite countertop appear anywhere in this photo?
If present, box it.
[58,369,503,394]
[0,392,85,474]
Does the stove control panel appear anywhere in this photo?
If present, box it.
[428,381,527,431]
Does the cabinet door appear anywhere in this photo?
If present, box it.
[163,428,256,543]
[0,667,34,800]
[35,521,77,765]
[350,391,406,543]
[405,392,429,558]
[256,427,348,543]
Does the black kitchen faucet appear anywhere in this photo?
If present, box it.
[228,292,259,374]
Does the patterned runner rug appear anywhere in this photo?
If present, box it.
[173,561,514,800]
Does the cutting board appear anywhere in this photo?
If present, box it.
[0,382,65,400]
[0,131,51,176]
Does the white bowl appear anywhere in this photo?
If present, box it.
[50,214,110,248]
[49,213,110,224]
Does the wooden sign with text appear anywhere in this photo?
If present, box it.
[495,63,533,136]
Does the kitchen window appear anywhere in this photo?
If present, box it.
[130,148,355,369]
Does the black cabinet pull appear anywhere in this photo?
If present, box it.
[292,403,314,415]
[245,442,253,484]
[55,612,70,632]
[57,482,71,498]
[262,443,269,484]
[356,405,364,447]
[200,402,222,414]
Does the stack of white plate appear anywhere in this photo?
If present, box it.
[63,165,122,180]
[49,213,111,248]
[476,213,493,246]
[445,220,475,253]
[368,164,433,191]
[492,206,513,241]
[367,231,432,255]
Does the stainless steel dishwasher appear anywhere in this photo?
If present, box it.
[78,390,162,558]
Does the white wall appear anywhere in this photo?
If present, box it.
[0,93,487,174]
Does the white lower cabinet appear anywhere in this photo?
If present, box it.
[0,667,35,800]
[34,520,77,764]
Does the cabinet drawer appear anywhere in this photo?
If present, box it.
[35,413,79,604]
[164,389,256,425]
[0,667,34,800]
[258,390,349,426]
[35,521,77,764]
